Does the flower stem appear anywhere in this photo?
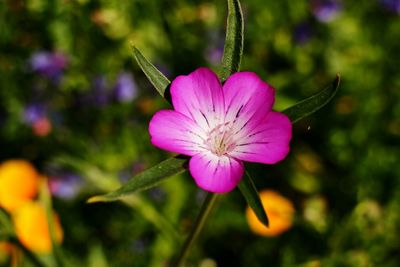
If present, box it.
[9,236,47,267]
[172,192,219,267]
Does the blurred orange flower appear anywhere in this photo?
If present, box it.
[0,241,19,266]
[12,201,63,253]
[0,160,39,212]
[0,241,12,254]
[246,190,295,237]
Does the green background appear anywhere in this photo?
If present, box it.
[0,0,399,266]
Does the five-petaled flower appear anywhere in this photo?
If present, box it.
[149,68,292,193]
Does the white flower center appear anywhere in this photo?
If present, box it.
[204,122,237,156]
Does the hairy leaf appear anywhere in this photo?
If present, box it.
[238,172,269,227]
[283,75,341,123]
[219,0,244,82]
[88,157,188,203]
[132,46,171,99]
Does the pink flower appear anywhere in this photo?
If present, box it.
[149,68,292,193]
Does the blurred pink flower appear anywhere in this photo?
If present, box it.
[149,68,292,193]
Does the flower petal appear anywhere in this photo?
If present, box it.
[171,68,225,131]
[230,111,292,164]
[223,72,275,134]
[189,152,244,193]
[149,110,207,156]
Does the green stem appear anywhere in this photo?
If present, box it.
[40,180,65,267]
[172,193,220,267]
[9,236,47,267]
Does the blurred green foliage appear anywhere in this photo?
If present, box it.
[0,0,399,266]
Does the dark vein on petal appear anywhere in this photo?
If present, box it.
[214,159,220,175]
[233,104,268,137]
[200,111,210,127]
[236,141,270,147]
[184,101,196,121]
[188,130,206,141]
[225,90,242,116]
[234,151,258,155]
[247,129,265,138]
[205,159,212,167]
[235,105,244,118]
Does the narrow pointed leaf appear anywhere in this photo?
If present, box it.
[238,172,269,227]
[283,75,341,123]
[219,0,244,82]
[132,46,171,98]
[88,157,188,203]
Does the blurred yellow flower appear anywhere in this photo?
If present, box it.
[0,160,39,212]
[246,190,295,237]
[12,202,63,253]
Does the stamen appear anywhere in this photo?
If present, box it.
[204,122,237,156]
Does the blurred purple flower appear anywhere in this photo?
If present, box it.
[23,103,46,125]
[49,173,83,200]
[311,0,342,22]
[206,46,224,65]
[204,31,224,65]
[381,0,400,14]
[114,72,138,103]
[22,103,52,136]
[91,76,110,106]
[29,51,68,80]
[293,23,313,44]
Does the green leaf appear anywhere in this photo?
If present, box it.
[124,196,180,243]
[0,208,12,234]
[132,46,171,99]
[282,74,341,123]
[219,0,244,82]
[40,180,65,267]
[0,232,9,241]
[238,172,269,227]
[88,157,188,203]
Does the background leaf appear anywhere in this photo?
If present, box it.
[39,179,66,267]
[282,75,341,123]
[219,0,244,82]
[238,172,269,227]
[88,157,188,203]
[0,208,12,235]
[132,46,171,99]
